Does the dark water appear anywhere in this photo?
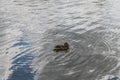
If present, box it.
[0,0,120,80]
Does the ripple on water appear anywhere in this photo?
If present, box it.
[33,28,119,80]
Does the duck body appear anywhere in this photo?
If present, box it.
[53,42,69,52]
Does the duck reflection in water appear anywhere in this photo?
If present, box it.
[53,42,69,53]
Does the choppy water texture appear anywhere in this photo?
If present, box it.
[1,0,120,80]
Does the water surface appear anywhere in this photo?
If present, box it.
[0,0,120,80]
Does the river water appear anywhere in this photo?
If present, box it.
[0,0,120,80]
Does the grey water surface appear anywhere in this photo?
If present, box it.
[0,0,120,80]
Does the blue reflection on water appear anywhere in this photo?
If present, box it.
[8,65,35,80]
[8,50,35,80]
[108,77,120,80]
[11,37,29,47]
[7,31,35,80]
[11,41,29,47]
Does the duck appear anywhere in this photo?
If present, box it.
[53,42,69,53]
